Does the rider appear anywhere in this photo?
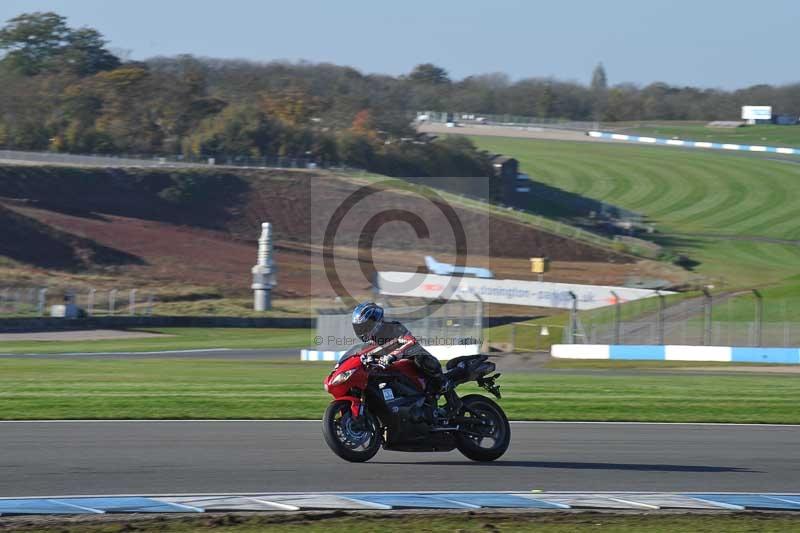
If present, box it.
[351,302,447,393]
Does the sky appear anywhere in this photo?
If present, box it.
[1,0,797,89]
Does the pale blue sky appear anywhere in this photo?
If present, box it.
[1,0,796,88]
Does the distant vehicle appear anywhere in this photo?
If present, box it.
[425,256,494,278]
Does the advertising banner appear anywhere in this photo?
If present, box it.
[376,271,671,310]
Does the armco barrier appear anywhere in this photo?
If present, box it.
[552,344,800,364]
[587,130,800,156]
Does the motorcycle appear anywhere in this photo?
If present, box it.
[322,342,509,462]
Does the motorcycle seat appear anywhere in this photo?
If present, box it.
[445,353,488,371]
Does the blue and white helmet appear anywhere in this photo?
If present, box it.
[352,302,384,342]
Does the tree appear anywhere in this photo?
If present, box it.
[0,12,69,75]
[0,12,119,76]
[590,62,608,121]
[590,62,608,92]
[408,63,450,85]
[61,27,120,75]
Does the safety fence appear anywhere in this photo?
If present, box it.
[0,149,362,172]
[304,299,483,360]
[508,290,800,351]
[0,287,156,317]
[416,111,596,131]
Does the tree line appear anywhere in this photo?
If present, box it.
[1,12,798,177]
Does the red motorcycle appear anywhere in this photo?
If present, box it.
[322,342,509,462]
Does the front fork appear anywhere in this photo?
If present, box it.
[332,395,363,419]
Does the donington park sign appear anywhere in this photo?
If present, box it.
[376,272,672,310]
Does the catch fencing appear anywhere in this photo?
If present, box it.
[509,289,800,350]
[0,149,362,172]
[416,111,596,131]
[0,287,155,317]
[313,299,483,352]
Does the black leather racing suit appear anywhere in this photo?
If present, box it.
[369,320,443,387]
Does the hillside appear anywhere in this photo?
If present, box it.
[0,165,683,313]
[469,136,800,289]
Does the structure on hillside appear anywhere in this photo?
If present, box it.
[251,222,277,311]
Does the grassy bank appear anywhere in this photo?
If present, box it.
[0,358,798,422]
[0,328,313,354]
[6,511,800,533]
[469,136,800,290]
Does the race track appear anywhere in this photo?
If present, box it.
[1,420,797,497]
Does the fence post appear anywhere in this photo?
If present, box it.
[109,289,117,315]
[87,288,95,317]
[37,288,47,316]
[656,291,666,345]
[129,289,137,316]
[702,288,713,346]
[474,296,484,350]
[568,291,578,344]
[752,289,763,347]
[611,290,621,345]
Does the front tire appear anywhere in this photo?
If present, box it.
[322,400,381,462]
[455,394,510,462]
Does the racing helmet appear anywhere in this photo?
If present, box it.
[352,302,384,342]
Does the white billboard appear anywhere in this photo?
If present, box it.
[741,106,772,120]
[376,271,672,310]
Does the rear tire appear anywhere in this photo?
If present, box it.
[322,400,381,463]
[455,394,510,462]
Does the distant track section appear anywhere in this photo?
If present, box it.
[587,131,800,156]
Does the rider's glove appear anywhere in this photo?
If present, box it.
[378,354,396,369]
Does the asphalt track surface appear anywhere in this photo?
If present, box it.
[1,420,797,497]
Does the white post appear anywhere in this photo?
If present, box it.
[87,288,95,317]
[251,222,277,311]
[37,288,47,316]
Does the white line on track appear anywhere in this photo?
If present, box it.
[0,419,798,427]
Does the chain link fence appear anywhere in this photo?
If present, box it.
[505,289,800,350]
[0,287,155,317]
[416,111,597,131]
[0,149,363,172]
[313,300,483,352]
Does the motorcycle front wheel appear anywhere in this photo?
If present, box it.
[322,400,381,462]
[455,394,511,462]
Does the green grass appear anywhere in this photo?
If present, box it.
[0,328,313,354]
[11,512,800,533]
[1,358,799,423]
[469,136,800,289]
[620,122,800,147]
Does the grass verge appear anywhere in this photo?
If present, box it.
[0,328,313,354]
[4,511,800,532]
[1,358,799,422]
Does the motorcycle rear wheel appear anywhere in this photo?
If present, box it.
[455,394,510,462]
[322,400,381,462]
